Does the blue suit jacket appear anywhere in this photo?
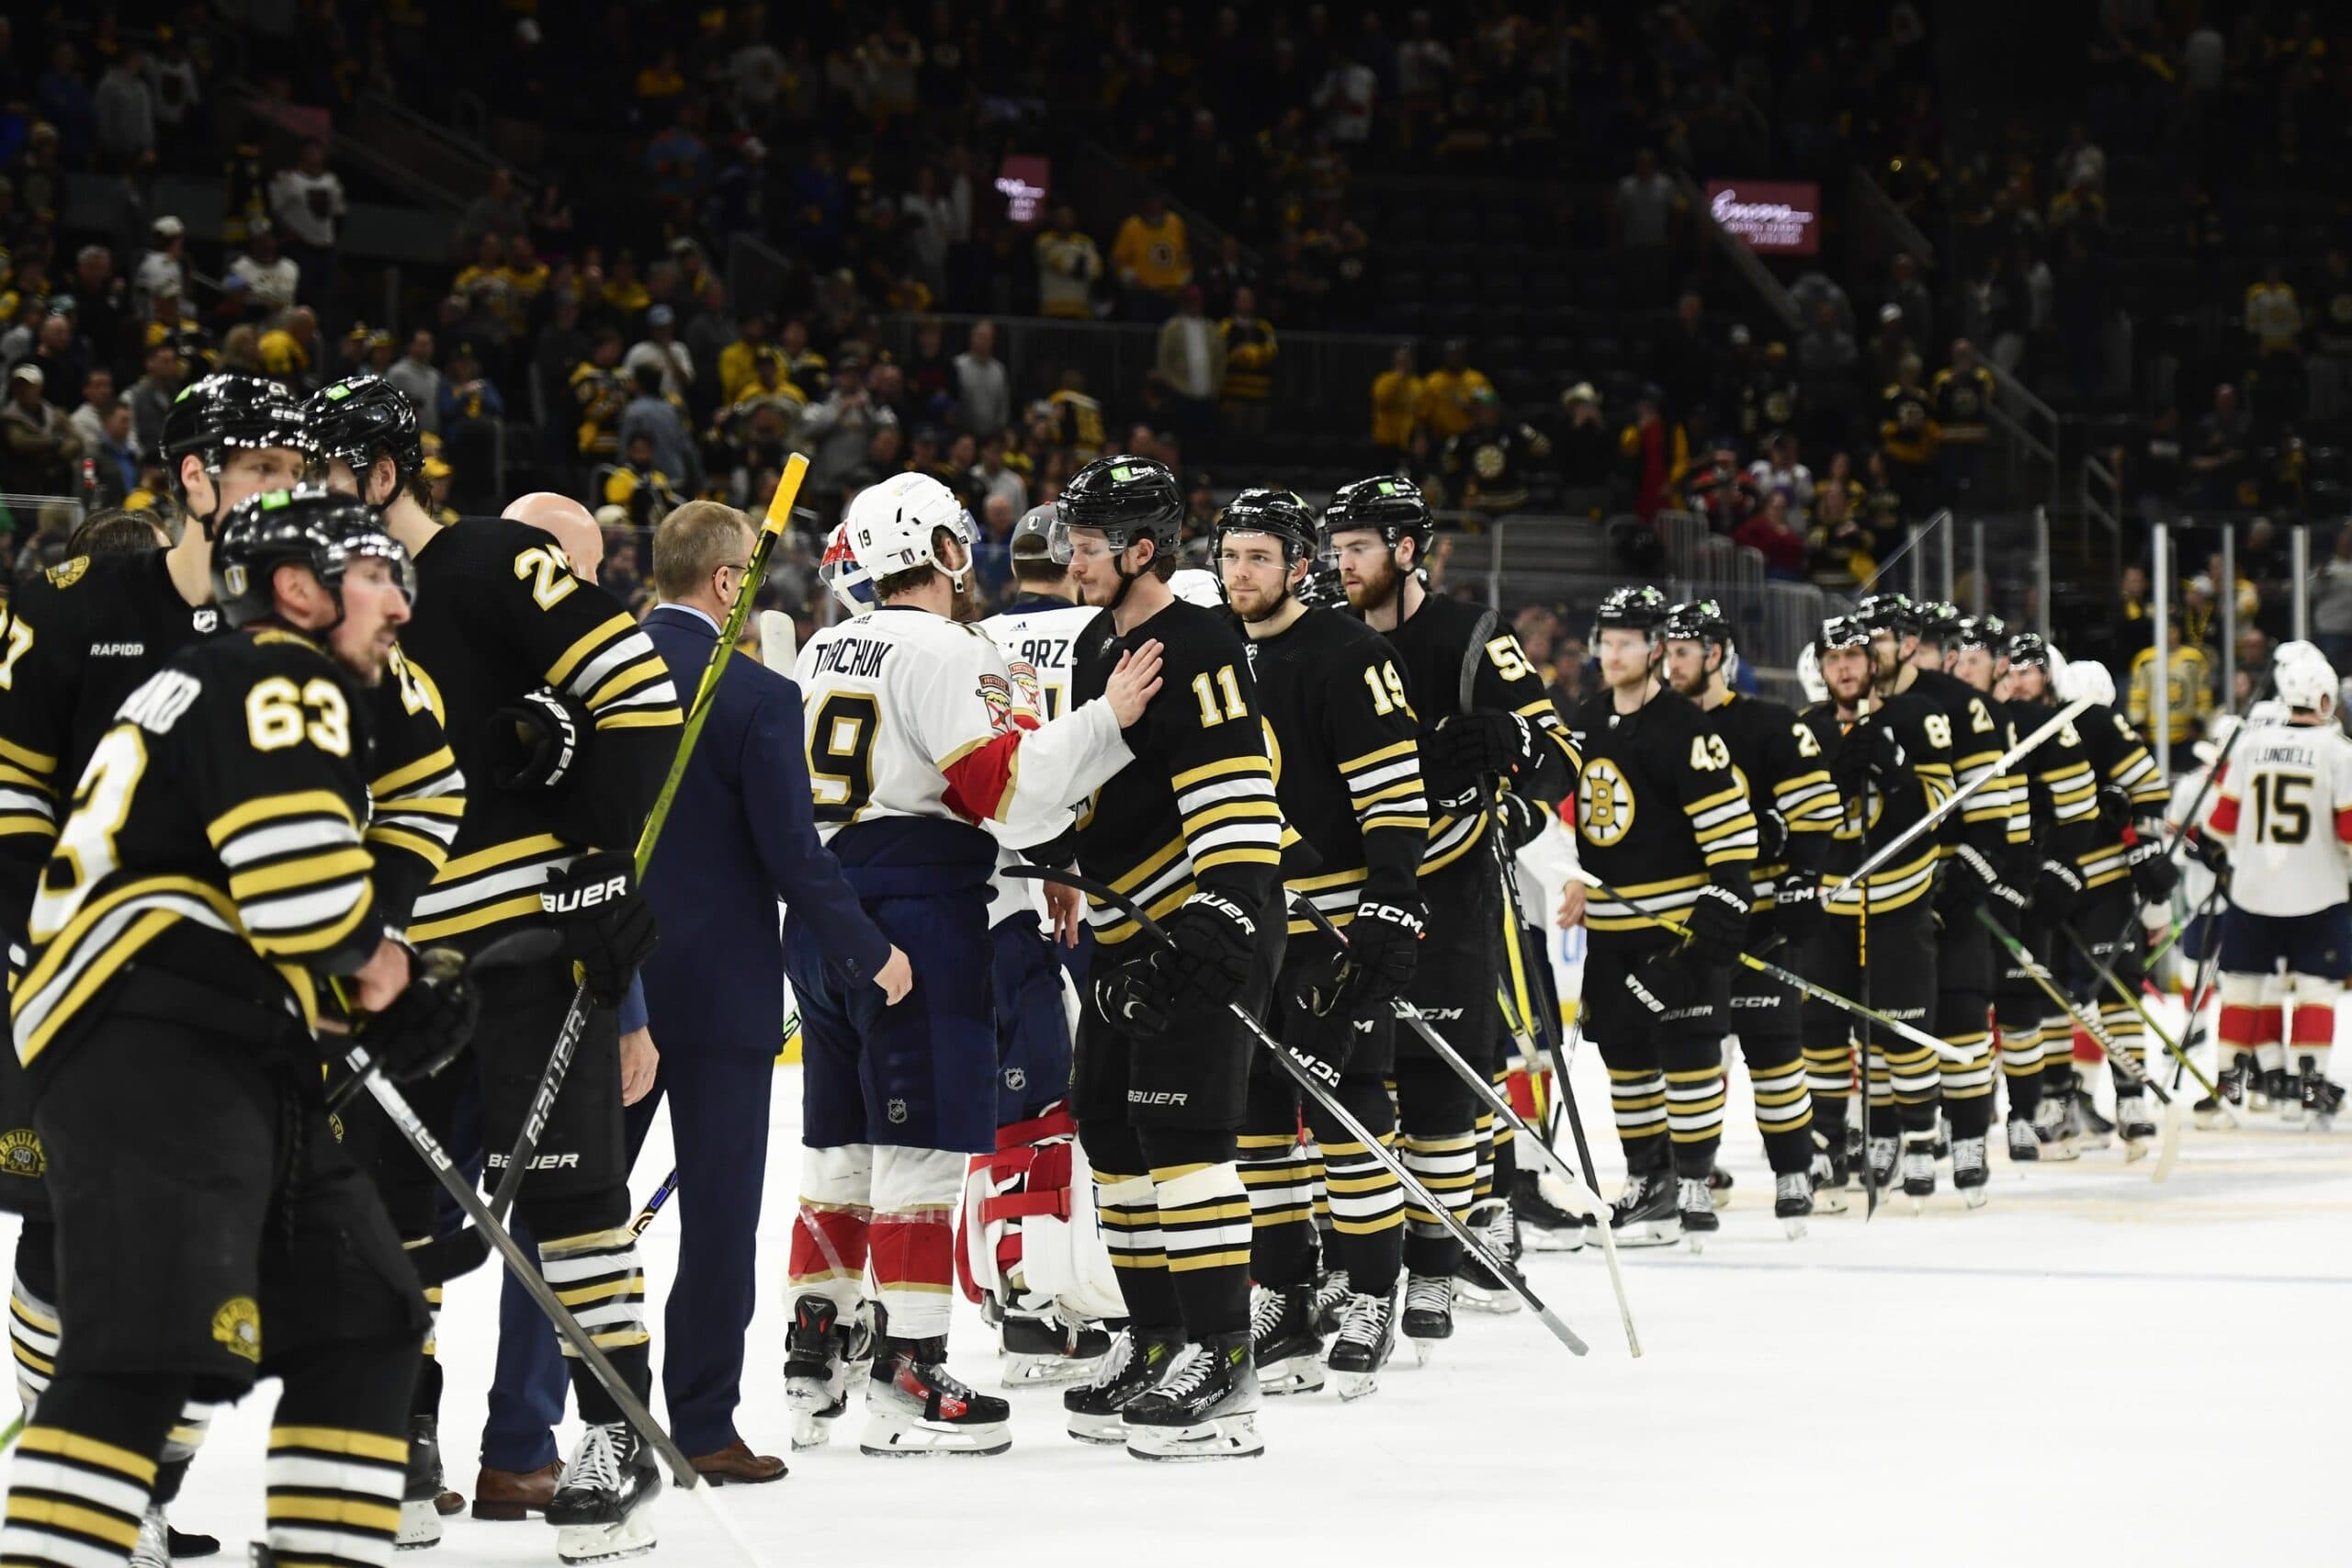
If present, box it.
[638,604,889,1052]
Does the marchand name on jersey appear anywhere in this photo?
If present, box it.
[810,636,894,681]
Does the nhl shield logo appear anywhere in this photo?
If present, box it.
[1003,1068,1027,1092]
[887,1099,909,1124]
[192,607,220,633]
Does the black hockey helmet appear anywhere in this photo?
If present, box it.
[1591,584,1669,647]
[1913,600,1962,647]
[160,372,311,500]
[1214,487,1319,564]
[1052,454,1182,565]
[213,484,414,630]
[305,374,424,489]
[1951,613,2007,653]
[1295,559,1345,609]
[2005,631,2053,671]
[1817,614,1872,651]
[1851,591,1920,637]
[1661,596,1733,650]
[1320,475,1434,561]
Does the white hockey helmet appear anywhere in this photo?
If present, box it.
[1795,640,1827,704]
[1168,567,1226,608]
[819,521,876,613]
[2192,712,2242,767]
[2274,647,2339,714]
[2055,655,2114,709]
[843,471,974,590]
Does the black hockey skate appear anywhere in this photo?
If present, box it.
[547,1422,662,1564]
[1400,1273,1454,1361]
[1308,1266,1352,1335]
[1677,1176,1718,1253]
[2075,1089,2115,1150]
[2278,1067,2309,1122]
[862,1336,1012,1456]
[2300,1055,2344,1131]
[1248,1283,1326,1395]
[1706,1164,1735,1204]
[1065,1325,1184,1444]
[783,1293,873,1450]
[1867,1134,1901,1194]
[167,1524,220,1559]
[398,1413,455,1549]
[1900,1129,1938,1209]
[1001,1311,1112,1387]
[1123,1332,1263,1461]
[1609,1168,1682,1247]
[1325,1289,1398,1402]
[1453,1198,1523,1314]
[2115,1092,2159,1161]
[2032,1091,2080,1160]
[2197,1054,2254,1129]
[1809,1128,1849,1214]
[1951,1135,1990,1209]
[1510,1168,1588,1251]
[1773,1171,1813,1238]
[2006,1111,2041,1162]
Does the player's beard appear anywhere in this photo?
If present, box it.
[948,571,980,623]
[1667,662,1706,700]
[1344,552,1402,615]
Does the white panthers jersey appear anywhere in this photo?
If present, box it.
[979,596,1102,926]
[2206,716,2352,917]
[795,604,1133,852]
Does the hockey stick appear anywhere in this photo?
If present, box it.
[488,457,806,1224]
[1826,696,2096,903]
[2168,885,2229,1095]
[629,1168,682,1236]
[1290,897,1642,1358]
[1001,865,1590,1359]
[1975,910,2184,1177]
[1563,869,1973,1066]
[2052,920,2222,1098]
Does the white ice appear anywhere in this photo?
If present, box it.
[6,998,2350,1568]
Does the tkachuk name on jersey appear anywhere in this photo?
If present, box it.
[808,635,895,681]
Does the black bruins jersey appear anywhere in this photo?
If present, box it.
[1070,599,1280,949]
[0,549,463,935]
[1359,592,1577,875]
[2021,699,2165,891]
[1568,684,1759,933]
[1703,690,1838,914]
[1794,679,1957,916]
[1243,608,1428,935]
[14,631,389,1072]
[395,517,682,949]
[1911,666,2033,871]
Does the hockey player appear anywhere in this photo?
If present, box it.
[1660,597,1835,1235]
[964,504,1120,1382]
[2201,645,2352,1127]
[1216,488,1424,1399]
[786,471,1155,1457]
[304,373,684,1558]
[1554,587,1758,1246]
[1865,592,2033,1206]
[1,488,474,1568]
[1794,612,1955,1201]
[1051,455,1285,1460]
[1323,476,1576,1341]
[0,374,461,1564]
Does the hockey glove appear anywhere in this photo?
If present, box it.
[1159,891,1261,1008]
[1493,788,1551,852]
[487,689,588,792]
[359,947,480,1083]
[540,852,659,1005]
[2096,781,2134,831]
[1623,943,1702,1019]
[1941,842,2027,921]
[1829,722,1907,808]
[2186,829,2230,878]
[1756,805,1791,865]
[2126,836,2180,902]
[1686,881,1750,964]
[1095,958,1170,1037]
[1426,712,1536,784]
[1771,868,1826,942]
[1336,896,1425,1010]
[2032,858,2085,919]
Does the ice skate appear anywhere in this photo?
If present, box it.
[1308,1266,1351,1335]
[2301,1057,2345,1130]
[1809,1130,1849,1213]
[2075,1091,2114,1151]
[1867,1134,1900,1193]
[2006,1111,2041,1162]
[1325,1289,1397,1402]
[2116,1092,2158,1160]
[1609,1168,1682,1247]
[1931,1111,1951,1161]
[1511,1168,1588,1251]
[2032,1093,2079,1160]
[1001,1311,1110,1387]
[1951,1135,1989,1209]
[546,1422,662,1564]
[1900,1129,1937,1210]
[1706,1165,1734,1206]
[1453,1198,1523,1314]
[783,1293,872,1450]
[1065,1325,1183,1443]
[129,1507,168,1568]
[1400,1273,1454,1362]
[861,1336,1012,1456]
[398,1413,451,1550]
[1677,1176,1717,1252]
[2278,1068,2307,1122]
[1248,1283,1326,1395]
[1123,1333,1263,1461]
[1774,1171,1813,1238]
[2197,1055,2252,1129]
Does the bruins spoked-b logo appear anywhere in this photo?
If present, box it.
[1577,759,1635,846]
[0,1129,44,1179]
[211,1296,262,1364]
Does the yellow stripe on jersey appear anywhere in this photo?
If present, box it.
[1170,754,1273,791]
[0,736,59,777]
[371,745,459,801]
[1685,782,1760,866]
[1338,739,1417,773]
[205,789,358,846]
[545,612,642,689]
[15,878,246,1063]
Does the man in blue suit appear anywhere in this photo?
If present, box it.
[626,499,910,1481]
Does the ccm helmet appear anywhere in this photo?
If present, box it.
[1214,488,1318,563]
[1320,474,1433,563]
[160,372,311,525]
[1591,584,1670,648]
[212,484,413,629]
[1052,455,1183,564]
[305,374,425,492]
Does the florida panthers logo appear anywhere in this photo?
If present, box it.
[1577,758,1636,846]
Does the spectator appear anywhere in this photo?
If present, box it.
[1035,203,1102,321]
[387,330,446,434]
[460,167,530,253]
[1611,149,1683,310]
[620,363,698,491]
[1371,344,1422,462]
[2189,383,2251,509]
[271,141,346,302]
[604,431,684,528]
[229,222,300,314]
[627,304,695,402]
[2244,260,2305,426]
[132,217,186,319]
[1806,481,1877,591]
[94,44,156,171]
[1878,355,1939,512]
[87,400,139,505]
[1860,449,1905,537]
[969,433,1028,517]
[1111,193,1193,319]
[127,342,180,457]
[1315,47,1378,143]
[952,321,1012,438]
[2313,523,2352,671]
[1884,253,1935,348]
[1794,299,1859,442]
[1867,303,1916,390]
[68,368,115,451]
[777,317,829,399]
[150,34,202,163]
[646,106,713,217]
[2233,626,2273,710]
[1686,444,1761,533]
[2310,248,2352,423]
[1219,287,1277,439]
[1419,339,1493,444]
[1617,388,1690,522]
[1440,387,1549,520]
[28,315,84,413]
[802,356,898,502]
[1930,337,1996,497]
[2051,120,2106,196]
[969,491,1019,606]
[1,365,79,491]
[899,166,956,300]
[257,307,320,389]
[2125,405,2186,523]
[1747,431,1817,526]
[1657,292,1717,423]
[1735,491,1808,581]
[35,43,96,162]
[1155,285,1226,441]
[1199,235,1259,322]
[571,326,629,460]
[439,341,505,426]
[1556,383,1616,505]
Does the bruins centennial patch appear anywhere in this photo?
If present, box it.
[211,1296,262,1363]
[0,1129,43,1179]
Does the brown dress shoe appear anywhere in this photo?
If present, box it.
[690,1439,787,1484]
[470,1461,562,1520]
[434,1488,463,1517]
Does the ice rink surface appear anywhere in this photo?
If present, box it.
[6,998,2349,1568]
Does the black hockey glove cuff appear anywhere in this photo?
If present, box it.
[1427,712,1536,784]
[540,851,658,1006]
[1623,943,1702,1019]
[487,689,588,792]
[2186,829,2229,877]
[2032,859,2085,918]
[1830,724,1907,808]
[1943,842,2026,919]
[2095,781,2133,831]
[1757,805,1791,865]
[1772,867,1826,940]
[1095,959,1170,1037]
[359,947,480,1083]
[1161,891,1260,1007]
[1686,881,1749,964]
[1493,789,1550,852]
[2126,835,2180,902]
[1337,896,1424,1010]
